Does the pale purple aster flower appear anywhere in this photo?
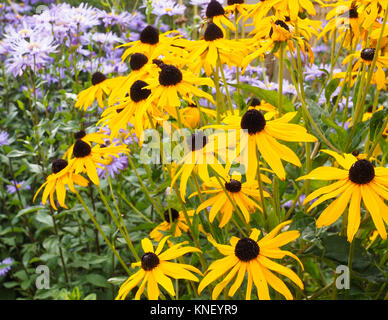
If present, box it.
[0,131,9,146]
[7,180,31,194]
[312,44,329,55]
[97,155,128,179]
[0,257,13,277]
[151,0,186,17]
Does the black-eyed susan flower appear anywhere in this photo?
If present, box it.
[190,165,270,227]
[242,17,314,70]
[205,0,236,34]
[119,25,188,63]
[188,22,249,75]
[320,3,365,47]
[170,130,229,201]
[341,48,388,90]
[150,208,200,241]
[33,159,89,210]
[98,79,152,141]
[75,72,121,111]
[206,107,317,180]
[297,150,388,242]
[116,236,202,300]
[179,103,217,129]
[63,130,109,161]
[68,139,129,186]
[198,221,304,300]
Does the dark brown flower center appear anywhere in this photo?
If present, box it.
[346,7,358,19]
[206,0,225,18]
[130,80,151,102]
[91,72,106,85]
[159,64,182,86]
[274,20,289,31]
[235,238,260,261]
[163,208,180,223]
[130,53,148,71]
[204,22,224,41]
[74,130,86,140]
[190,132,208,151]
[52,159,68,174]
[361,48,375,61]
[248,97,261,107]
[141,252,160,271]
[139,25,159,45]
[348,159,375,184]
[73,139,92,158]
[227,0,244,4]
[225,179,242,193]
[240,109,266,134]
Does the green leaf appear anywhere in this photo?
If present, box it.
[369,109,387,141]
[325,79,340,102]
[85,274,110,288]
[231,83,295,113]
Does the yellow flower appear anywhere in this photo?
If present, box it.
[198,221,304,300]
[342,48,388,90]
[206,107,317,180]
[297,150,388,242]
[33,159,88,210]
[74,72,120,111]
[190,165,270,227]
[116,236,202,300]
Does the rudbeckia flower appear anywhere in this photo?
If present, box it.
[63,130,109,161]
[190,166,270,227]
[297,150,388,242]
[319,3,366,48]
[179,103,217,129]
[75,72,120,111]
[119,25,188,63]
[170,130,229,200]
[33,159,89,210]
[116,236,202,300]
[150,208,201,241]
[242,17,314,70]
[206,107,317,180]
[205,0,236,35]
[198,221,304,300]
[188,22,249,75]
[68,139,129,186]
[98,79,153,141]
[342,48,388,90]
[224,0,251,15]
[107,52,158,106]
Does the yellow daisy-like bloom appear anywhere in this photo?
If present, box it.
[170,130,230,201]
[118,25,188,63]
[204,0,236,35]
[116,236,202,300]
[224,0,251,16]
[178,103,217,129]
[188,22,249,76]
[242,17,314,71]
[190,166,270,228]
[341,48,388,90]
[75,72,120,111]
[297,150,388,242]
[33,159,89,210]
[68,139,129,186]
[98,79,154,141]
[150,209,201,241]
[206,107,317,180]
[107,53,159,106]
[198,221,304,300]
[135,61,215,128]
[359,0,388,28]
[63,130,109,161]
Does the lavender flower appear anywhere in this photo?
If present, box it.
[97,154,128,179]
[151,0,186,17]
[7,180,31,194]
[0,258,13,277]
[0,131,9,146]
